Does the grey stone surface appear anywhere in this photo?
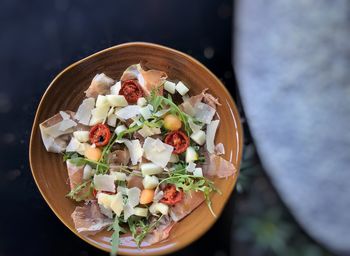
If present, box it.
[235,0,350,254]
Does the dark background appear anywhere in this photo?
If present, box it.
[0,0,331,256]
[0,0,236,255]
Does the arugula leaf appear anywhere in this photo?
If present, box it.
[68,157,109,171]
[110,217,120,256]
[143,119,163,128]
[147,92,192,135]
[117,124,143,140]
[159,164,220,217]
[62,152,80,162]
[128,215,164,247]
[66,180,92,202]
[148,90,164,111]
[66,157,87,166]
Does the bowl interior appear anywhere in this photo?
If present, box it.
[29,42,243,256]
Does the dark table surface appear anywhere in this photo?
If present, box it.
[0,0,237,255]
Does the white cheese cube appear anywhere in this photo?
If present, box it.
[193,167,203,177]
[141,163,163,176]
[73,131,90,143]
[83,164,94,180]
[137,97,147,107]
[175,81,189,95]
[185,146,198,163]
[190,130,206,145]
[186,162,196,173]
[134,207,148,217]
[142,175,159,189]
[164,81,176,94]
[111,171,127,181]
[96,95,110,108]
[115,125,127,135]
[149,203,169,215]
[106,95,128,107]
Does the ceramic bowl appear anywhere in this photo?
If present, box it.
[29,42,243,255]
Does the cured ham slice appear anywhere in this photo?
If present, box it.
[66,160,84,190]
[202,153,237,178]
[181,88,221,117]
[85,73,114,98]
[169,191,205,222]
[40,111,76,153]
[144,216,175,245]
[66,160,93,200]
[127,171,144,190]
[203,92,221,110]
[107,149,130,165]
[71,201,113,235]
[120,64,167,96]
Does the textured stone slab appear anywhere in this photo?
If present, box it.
[235,0,350,254]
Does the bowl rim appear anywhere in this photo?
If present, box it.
[29,41,243,255]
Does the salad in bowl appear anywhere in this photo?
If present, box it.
[39,63,237,255]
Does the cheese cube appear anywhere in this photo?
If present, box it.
[175,81,189,95]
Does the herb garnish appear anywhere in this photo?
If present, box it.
[66,180,92,202]
[110,217,121,256]
[148,91,192,135]
[128,215,164,247]
[159,162,220,217]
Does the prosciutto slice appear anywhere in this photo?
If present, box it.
[144,216,175,245]
[127,171,144,190]
[203,92,221,110]
[169,191,205,222]
[181,88,221,113]
[85,73,114,98]
[202,153,237,178]
[66,160,84,190]
[107,149,130,165]
[40,111,76,153]
[120,64,167,96]
[71,201,113,236]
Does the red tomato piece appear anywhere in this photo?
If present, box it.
[92,189,115,198]
[119,80,144,103]
[89,123,111,147]
[160,184,184,205]
[164,131,190,154]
